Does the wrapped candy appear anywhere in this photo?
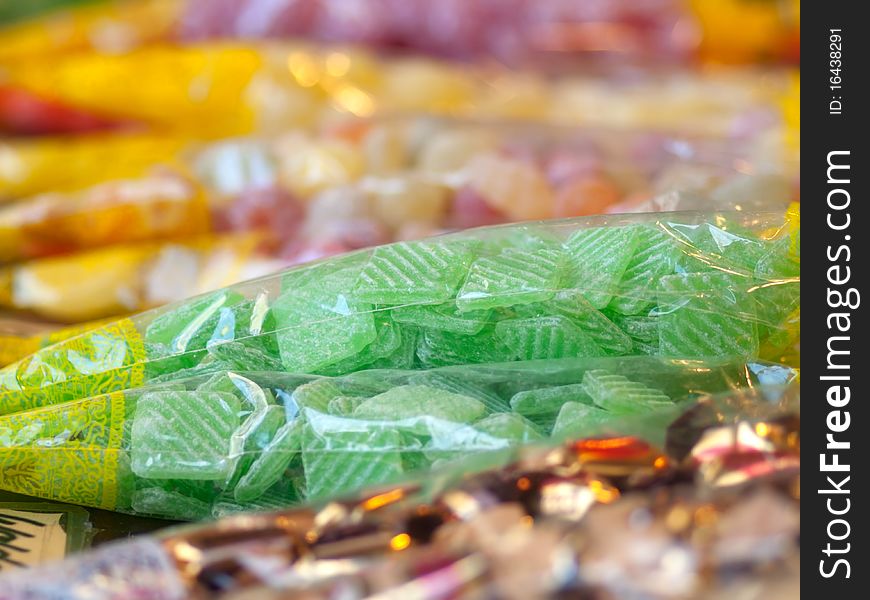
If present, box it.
[0,0,180,62]
[1,41,795,140]
[0,134,186,201]
[0,383,800,599]
[0,121,795,325]
[0,356,795,519]
[0,233,280,322]
[180,0,695,66]
[0,171,210,262]
[0,210,800,415]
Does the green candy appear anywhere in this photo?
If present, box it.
[581,370,671,414]
[226,404,286,489]
[474,412,543,442]
[608,226,680,315]
[551,402,612,439]
[353,385,486,427]
[271,286,377,373]
[495,316,603,361]
[657,272,759,358]
[564,225,641,308]
[131,487,212,521]
[519,291,632,355]
[302,417,404,500]
[354,240,476,305]
[234,419,303,503]
[455,247,565,311]
[391,304,492,335]
[131,391,240,480]
[416,326,511,368]
[509,383,593,429]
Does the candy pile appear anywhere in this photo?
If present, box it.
[0,384,800,599]
[0,120,794,331]
[0,211,800,415]
[0,357,795,519]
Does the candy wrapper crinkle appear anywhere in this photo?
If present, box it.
[0,383,800,599]
[0,356,796,518]
[0,210,800,415]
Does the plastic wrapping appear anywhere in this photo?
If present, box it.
[0,356,796,519]
[0,233,279,322]
[0,383,799,599]
[1,41,795,140]
[0,171,210,262]
[0,210,800,414]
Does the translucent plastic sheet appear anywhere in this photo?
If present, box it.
[0,383,800,599]
[0,233,278,323]
[0,357,796,518]
[0,210,801,415]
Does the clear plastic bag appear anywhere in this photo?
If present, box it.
[0,382,799,599]
[0,209,800,415]
[0,356,796,518]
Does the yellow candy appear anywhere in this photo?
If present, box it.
[467,153,554,221]
[0,171,211,262]
[275,133,365,199]
[0,233,267,323]
[0,0,180,62]
[5,44,264,138]
[0,134,184,200]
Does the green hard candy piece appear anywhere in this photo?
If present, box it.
[131,391,241,480]
[206,339,283,371]
[144,291,248,354]
[327,396,366,415]
[271,286,377,373]
[606,313,660,355]
[281,253,367,294]
[362,326,418,370]
[196,372,243,395]
[518,291,632,355]
[416,326,511,368]
[353,385,486,427]
[551,402,613,439]
[753,237,800,336]
[581,370,671,415]
[302,417,404,500]
[407,371,508,413]
[353,240,476,305]
[131,487,212,521]
[455,247,564,311]
[226,404,286,488]
[391,304,492,335]
[474,413,543,442]
[291,379,342,413]
[564,225,641,308]
[213,483,301,518]
[315,314,403,376]
[669,222,766,275]
[494,316,604,361]
[234,419,303,503]
[657,272,759,358]
[510,383,593,429]
[608,226,681,315]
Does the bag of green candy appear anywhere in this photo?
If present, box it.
[0,209,799,416]
[0,356,796,520]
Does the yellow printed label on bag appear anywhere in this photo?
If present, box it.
[0,392,126,509]
[0,318,145,415]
